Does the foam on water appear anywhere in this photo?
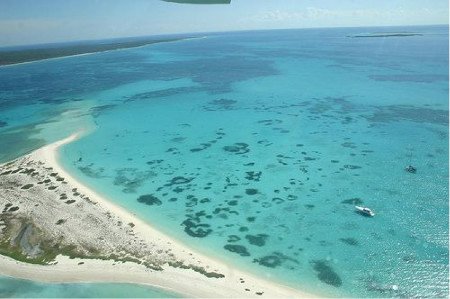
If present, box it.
[0,26,448,297]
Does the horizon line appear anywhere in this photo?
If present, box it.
[1,23,448,49]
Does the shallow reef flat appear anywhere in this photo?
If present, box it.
[0,134,312,298]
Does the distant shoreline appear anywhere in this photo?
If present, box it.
[0,36,200,66]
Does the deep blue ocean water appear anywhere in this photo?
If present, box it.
[0,25,448,297]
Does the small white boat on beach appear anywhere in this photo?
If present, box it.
[355,205,375,217]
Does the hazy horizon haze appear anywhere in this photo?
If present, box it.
[0,0,448,46]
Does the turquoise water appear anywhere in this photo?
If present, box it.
[0,276,180,297]
[0,25,448,297]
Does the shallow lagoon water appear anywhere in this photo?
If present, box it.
[0,26,448,297]
[0,276,180,298]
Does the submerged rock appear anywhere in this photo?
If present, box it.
[245,234,268,247]
[168,176,194,186]
[137,194,162,206]
[339,237,359,246]
[245,171,262,181]
[255,255,282,268]
[181,219,212,238]
[245,188,258,195]
[224,244,250,257]
[223,143,249,154]
[311,260,342,287]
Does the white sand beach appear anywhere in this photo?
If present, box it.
[0,133,315,298]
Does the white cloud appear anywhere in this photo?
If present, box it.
[241,6,448,28]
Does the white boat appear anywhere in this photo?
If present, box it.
[355,205,375,217]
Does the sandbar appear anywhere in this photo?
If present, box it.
[0,132,315,298]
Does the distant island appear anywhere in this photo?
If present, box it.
[0,36,194,66]
[348,32,423,38]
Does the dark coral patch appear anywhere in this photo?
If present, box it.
[181,211,212,238]
[245,234,269,247]
[168,176,194,185]
[182,219,212,238]
[257,119,282,126]
[203,98,237,111]
[146,159,163,165]
[311,260,342,287]
[185,195,198,207]
[339,237,359,246]
[224,244,250,257]
[227,235,241,243]
[199,198,210,203]
[272,197,284,204]
[173,186,184,193]
[245,171,262,181]
[341,142,357,149]
[223,143,249,154]
[254,255,281,268]
[287,194,298,201]
[245,189,258,195]
[190,142,212,152]
[171,136,186,143]
[137,194,162,206]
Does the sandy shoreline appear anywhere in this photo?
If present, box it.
[0,36,205,68]
[0,133,315,298]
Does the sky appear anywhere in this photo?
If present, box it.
[0,0,448,46]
